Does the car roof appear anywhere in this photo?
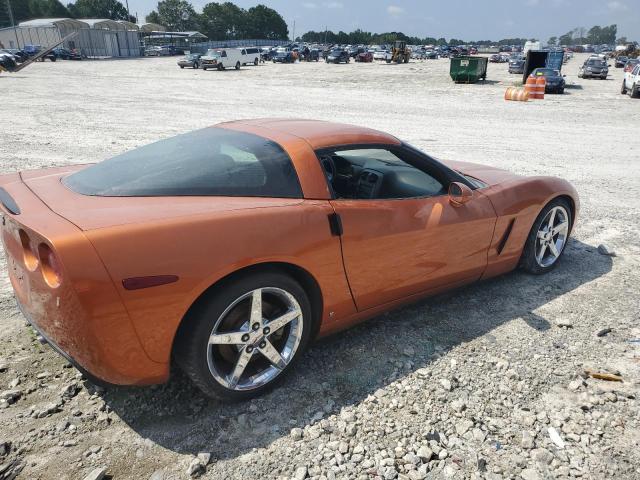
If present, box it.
[218,119,401,150]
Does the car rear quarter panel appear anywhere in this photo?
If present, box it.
[86,200,356,364]
[481,176,579,279]
[0,174,166,385]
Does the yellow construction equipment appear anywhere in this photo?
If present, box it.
[388,40,410,64]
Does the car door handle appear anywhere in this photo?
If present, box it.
[328,213,343,236]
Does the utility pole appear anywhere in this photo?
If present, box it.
[5,0,19,48]
[292,20,295,42]
[125,0,131,21]
[324,26,327,45]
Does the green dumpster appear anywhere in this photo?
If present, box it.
[449,56,488,83]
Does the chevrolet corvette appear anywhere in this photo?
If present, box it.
[0,119,578,400]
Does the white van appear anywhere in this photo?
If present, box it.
[240,47,261,65]
[200,49,243,70]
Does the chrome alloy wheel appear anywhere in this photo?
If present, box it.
[535,206,569,268]
[207,287,303,391]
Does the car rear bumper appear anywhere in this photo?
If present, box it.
[18,300,115,388]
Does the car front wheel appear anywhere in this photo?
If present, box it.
[175,271,313,401]
[521,198,572,274]
[621,80,627,94]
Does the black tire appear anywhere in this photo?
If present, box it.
[175,271,314,401]
[180,65,184,69]
[520,198,572,275]
[202,66,207,70]
[254,58,258,66]
[194,62,199,69]
[621,80,627,94]
[632,84,640,99]
[217,63,224,71]
[235,61,240,70]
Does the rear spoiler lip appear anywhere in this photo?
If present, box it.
[0,187,20,215]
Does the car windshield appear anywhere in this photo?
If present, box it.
[63,128,302,198]
[587,60,605,66]
[330,50,342,55]
[206,50,221,57]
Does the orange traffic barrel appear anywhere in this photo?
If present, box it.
[524,76,537,97]
[534,76,546,100]
[504,86,529,101]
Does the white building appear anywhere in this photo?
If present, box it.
[0,18,141,57]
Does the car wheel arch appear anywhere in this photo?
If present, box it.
[171,261,324,362]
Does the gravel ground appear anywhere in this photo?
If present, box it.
[0,53,639,480]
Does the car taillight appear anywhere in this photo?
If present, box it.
[38,243,62,288]
[18,229,39,271]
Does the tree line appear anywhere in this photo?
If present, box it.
[299,29,535,46]
[145,0,287,39]
[549,25,623,46]
[0,0,136,27]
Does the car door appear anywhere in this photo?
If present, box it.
[322,145,496,311]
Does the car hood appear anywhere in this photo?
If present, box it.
[440,160,520,186]
[18,165,303,231]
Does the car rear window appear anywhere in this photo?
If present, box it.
[63,128,302,198]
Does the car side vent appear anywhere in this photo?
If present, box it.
[497,218,515,255]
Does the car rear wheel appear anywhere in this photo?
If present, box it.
[621,80,627,94]
[254,58,258,66]
[175,271,313,401]
[521,198,572,275]
[632,84,640,99]
[235,61,241,70]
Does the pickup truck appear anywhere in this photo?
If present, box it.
[621,63,640,98]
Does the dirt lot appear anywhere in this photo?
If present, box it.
[0,53,639,480]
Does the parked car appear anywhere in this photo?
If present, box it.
[53,48,81,60]
[240,47,261,66]
[0,119,578,400]
[144,46,163,57]
[373,50,388,61]
[355,51,373,62]
[615,56,628,68]
[424,50,438,59]
[624,59,639,73]
[272,49,294,63]
[305,49,320,62]
[621,63,640,98]
[530,68,565,94]
[177,53,202,69]
[201,49,242,70]
[0,52,17,71]
[1,49,27,62]
[326,49,349,64]
[23,45,41,57]
[260,47,273,61]
[578,58,608,79]
[508,58,525,74]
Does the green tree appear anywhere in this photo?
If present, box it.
[547,36,557,46]
[558,31,574,46]
[244,4,287,39]
[616,36,627,45]
[67,0,134,21]
[147,0,199,31]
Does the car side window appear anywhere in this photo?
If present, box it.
[318,147,445,200]
[221,51,227,57]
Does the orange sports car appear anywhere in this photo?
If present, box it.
[0,119,578,400]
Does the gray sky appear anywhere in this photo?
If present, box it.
[130,0,638,41]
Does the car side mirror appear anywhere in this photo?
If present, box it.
[448,182,473,207]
